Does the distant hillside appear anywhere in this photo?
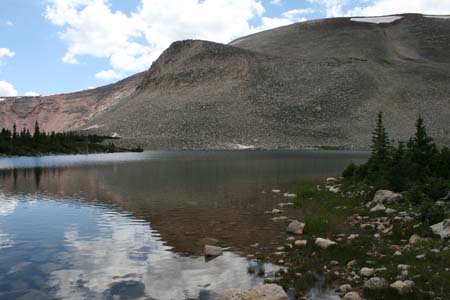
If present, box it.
[0,72,145,133]
[3,14,450,150]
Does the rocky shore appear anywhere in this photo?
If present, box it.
[209,177,450,300]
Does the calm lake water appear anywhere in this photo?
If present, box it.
[0,151,367,300]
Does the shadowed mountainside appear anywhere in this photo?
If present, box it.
[2,14,450,149]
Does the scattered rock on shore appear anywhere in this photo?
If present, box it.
[390,280,414,295]
[373,190,402,205]
[204,245,223,257]
[294,240,308,247]
[215,284,288,300]
[287,220,305,235]
[359,267,375,277]
[342,291,361,300]
[364,277,388,289]
[430,219,450,239]
[409,234,421,245]
[370,204,386,212]
[315,238,336,249]
[283,193,296,198]
[338,284,352,293]
[272,216,289,222]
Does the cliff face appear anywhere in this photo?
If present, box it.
[0,72,145,133]
[3,14,450,149]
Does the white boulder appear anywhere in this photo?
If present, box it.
[294,240,308,247]
[390,280,414,295]
[204,245,223,257]
[370,204,386,212]
[315,238,337,249]
[373,190,402,204]
[430,219,450,239]
[342,291,361,300]
[360,267,375,277]
[287,220,305,235]
[364,277,388,289]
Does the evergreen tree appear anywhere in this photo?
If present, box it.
[369,112,390,166]
[407,116,437,180]
[367,112,391,186]
[34,121,41,139]
[12,123,17,140]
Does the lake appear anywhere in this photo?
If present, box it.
[0,150,367,300]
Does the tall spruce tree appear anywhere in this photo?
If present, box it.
[33,121,40,139]
[408,116,437,180]
[369,112,390,170]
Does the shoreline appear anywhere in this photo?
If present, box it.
[234,178,450,300]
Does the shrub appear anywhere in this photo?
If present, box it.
[342,162,357,178]
[420,200,446,225]
[405,185,430,205]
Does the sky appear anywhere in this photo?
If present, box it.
[1,0,450,97]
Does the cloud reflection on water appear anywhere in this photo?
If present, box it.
[48,206,272,300]
[0,192,17,249]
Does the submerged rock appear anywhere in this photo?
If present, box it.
[204,245,223,257]
[283,193,296,198]
[315,238,336,249]
[272,216,289,222]
[338,284,352,293]
[430,219,450,239]
[287,220,305,235]
[215,284,288,300]
[278,202,294,208]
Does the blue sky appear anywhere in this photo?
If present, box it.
[1,0,450,96]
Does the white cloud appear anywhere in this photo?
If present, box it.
[0,80,18,97]
[348,0,450,16]
[282,8,316,21]
[46,0,266,75]
[25,91,41,96]
[270,0,282,5]
[6,21,13,26]
[251,16,294,32]
[307,0,349,17]
[0,48,15,64]
[95,69,123,80]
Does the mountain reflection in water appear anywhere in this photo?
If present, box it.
[0,151,367,300]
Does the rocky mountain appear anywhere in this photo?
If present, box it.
[2,14,450,149]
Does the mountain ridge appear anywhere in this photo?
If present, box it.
[2,14,450,149]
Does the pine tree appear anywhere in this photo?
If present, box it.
[368,112,391,170]
[408,116,437,179]
[12,123,17,140]
[34,121,41,139]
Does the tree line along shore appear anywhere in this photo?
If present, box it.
[0,122,143,156]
